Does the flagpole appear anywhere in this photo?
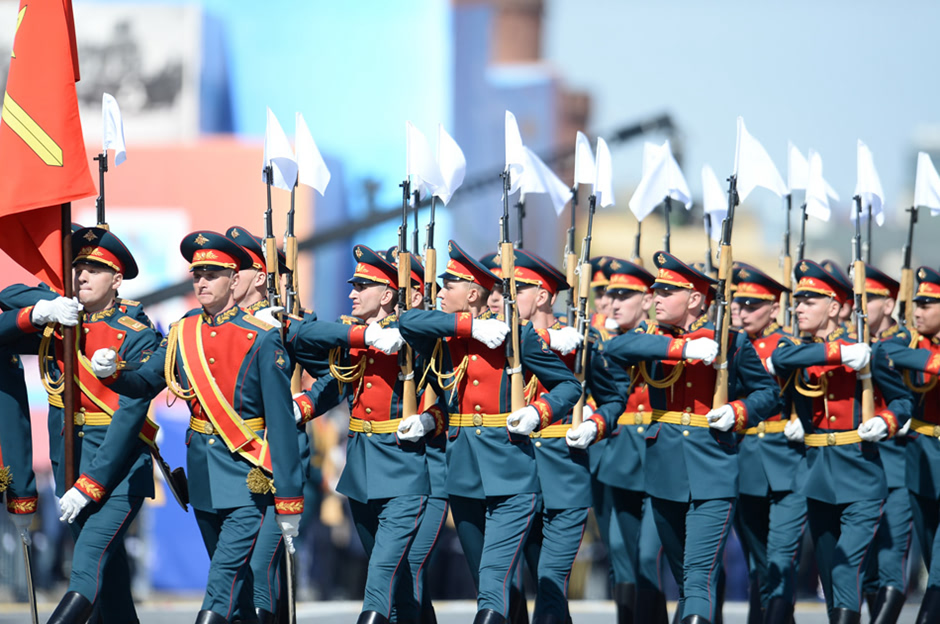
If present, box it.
[61,203,77,488]
[94,152,108,229]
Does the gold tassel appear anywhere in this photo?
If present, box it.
[246,467,276,494]
[0,466,11,493]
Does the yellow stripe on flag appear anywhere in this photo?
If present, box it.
[1,92,64,166]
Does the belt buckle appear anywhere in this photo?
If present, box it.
[472,414,483,427]
[204,422,214,435]
[827,432,837,446]
[363,420,373,434]
[756,421,766,434]
[680,413,691,426]
[634,413,643,425]
[75,413,85,426]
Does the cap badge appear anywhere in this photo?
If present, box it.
[657,253,666,266]
[919,268,927,279]
[231,229,239,238]
[738,268,749,279]
[800,262,808,272]
[83,230,98,241]
[195,234,209,246]
[355,247,363,259]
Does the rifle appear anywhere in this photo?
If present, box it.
[571,193,597,427]
[283,182,302,394]
[499,171,525,412]
[262,165,282,310]
[662,196,672,253]
[398,179,418,418]
[712,175,739,408]
[412,189,421,260]
[865,202,873,264]
[565,185,578,326]
[852,195,875,423]
[631,221,643,268]
[781,194,793,329]
[898,206,918,327]
[703,214,715,276]
[790,200,808,330]
[94,151,109,229]
[424,196,438,309]
[515,198,526,248]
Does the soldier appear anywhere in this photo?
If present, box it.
[291,244,434,624]
[601,252,780,624]
[730,264,805,624]
[593,259,672,624]
[7,227,159,624]
[88,231,304,624]
[480,253,505,316]
[399,240,581,624]
[771,260,910,624]
[510,249,627,624]
[879,266,940,624]
[857,265,912,624]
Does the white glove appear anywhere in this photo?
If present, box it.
[566,420,598,449]
[840,343,872,371]
[604,317,619,332]
[506,406,540,435]
[897,418,911,437]
[547,326,583,355]
[364,324,404,354]
[706,404,736,431]
[683,338,719,366]
[59,487,91,524]
[277,513,301,554]
[31,296,81,327]
[858,417,888,442]
[9,513,34,546]
[582,404,594,420]
[397,411,436,442]
[471,318,510,349]
[254,305,283,329]
[784,418,805,443]
[90,348,118,377]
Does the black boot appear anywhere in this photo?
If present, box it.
[509,587,529,624]
[420,605,438,624]
[870,586,905,624]
[747,582,763,624]
[828,608,860,624]
[680,616,711,624]
[255,608,276,624]
[763,597,793,624]
[636,588,669,624]
[357,611,390,624]
[613,583,637,624]
[47,592,94,624]
[474,609,507,624]
[194,610,229,624]
[915,586,940,624]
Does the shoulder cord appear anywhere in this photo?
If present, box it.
[164,323,197,401]
[39,326,64,396]
[425,340,469,392]
[328,347,367,397]
[638,360,685,389]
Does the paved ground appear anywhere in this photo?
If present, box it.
[0,600,924,623]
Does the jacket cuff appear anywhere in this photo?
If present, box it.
[532,398,554,429]
[348,325,367,349]
[879,411,899,438]
[668,338,687,360]
[731,400,749,433]
[6,495,38,514]
[17,307,40,333]
[425,404,446,436]
[455,312,473,338]
[826,343,843,365]
[295,394,315,425]
[926,353,940,376]
[588,414,607,442]
[275,496,304,515]
[75,474,106,503]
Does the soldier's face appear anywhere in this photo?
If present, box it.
[438,280,472,314]
[653,288,698,325]
[866,296,893,332]
[914,301,940,336]
[730,300,742,328]
[737,300,778,337]
[515,284,545,320]
[73,262,121,313]
[610,291,652,331]
[487,285,504,314]
[594,288,612,316]
[233,268,263,303]
[349,282,391,321]
[192,269,237,312]
[795,295,838,334]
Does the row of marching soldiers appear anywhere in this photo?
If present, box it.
[0,224,938,624]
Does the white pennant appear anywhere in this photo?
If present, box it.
[263,108,298,191]
[628,139,691,221]
[295,112,330,196]
[805,149,831,222]
[733,117,786,203]
[406,121,445,201]
[435,124,466,206]
[787,141,839,199]
[519,147,571,216]
[504,110,526,194]
[915,151,940,215]
[701,164,727,241]
[102,93,126,165]
[573,131,595,186]
[854,140,885,226]
[593,137,614,208]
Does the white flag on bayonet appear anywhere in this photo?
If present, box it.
[295,112,330,196]
[628,139,691,221]
[263,108,297,191]
[854,140,885,226]
[520,147,570,216]
[435,124,466,206]
[406,121,445,201]
[505,110,526,194]
[574,131,595,187]
[915,151,940,215]
[805,149,831,222]
[102,93,126,166]
[733,117,786,203]
[594,137,615,208]
[787,141,839,199]
[701,164,727,241]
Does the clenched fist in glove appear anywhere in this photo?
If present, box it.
[365,324,404,354]
[32,296,81,327]
[565,420,598,449]
[59,488,91,524]
[397,411,436,442]
[506,406,540,436]
[858,417,888,442]
[277,513,301,554]
[840,343,871,371]
[784,418,805,443]
[684,338,719,366]
[254,305,283,329]
[706,404,736,432]
[471,318,510,349]
[90,348,118,377]
[546,326,583,355]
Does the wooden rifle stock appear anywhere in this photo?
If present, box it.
[712,242,733,408]
[500,241,525,412]
[853,258,875,423]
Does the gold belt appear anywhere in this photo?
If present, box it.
[189,416,265,435]
[450,413,510,428]
[651,409,710,428]
[618,411,652,426]
[349,417,403,434]
[531,423,571,438]
[911,418,940,438]
[804,430,863,447]
[744,420,788,436]
[73,411,112,426]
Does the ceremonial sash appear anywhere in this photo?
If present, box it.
[176,316,272,474]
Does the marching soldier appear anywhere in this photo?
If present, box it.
[399,241,581,624]
[593,259,672,624]
[880,266,940,624]
[88,231,304,624]
[291,244,435,624]
[601,252,780,624]
[857,264,912,624]
[730,264,806,624]
[8,227,159,624]
[511,249,627,624]
[770,260,910,624]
